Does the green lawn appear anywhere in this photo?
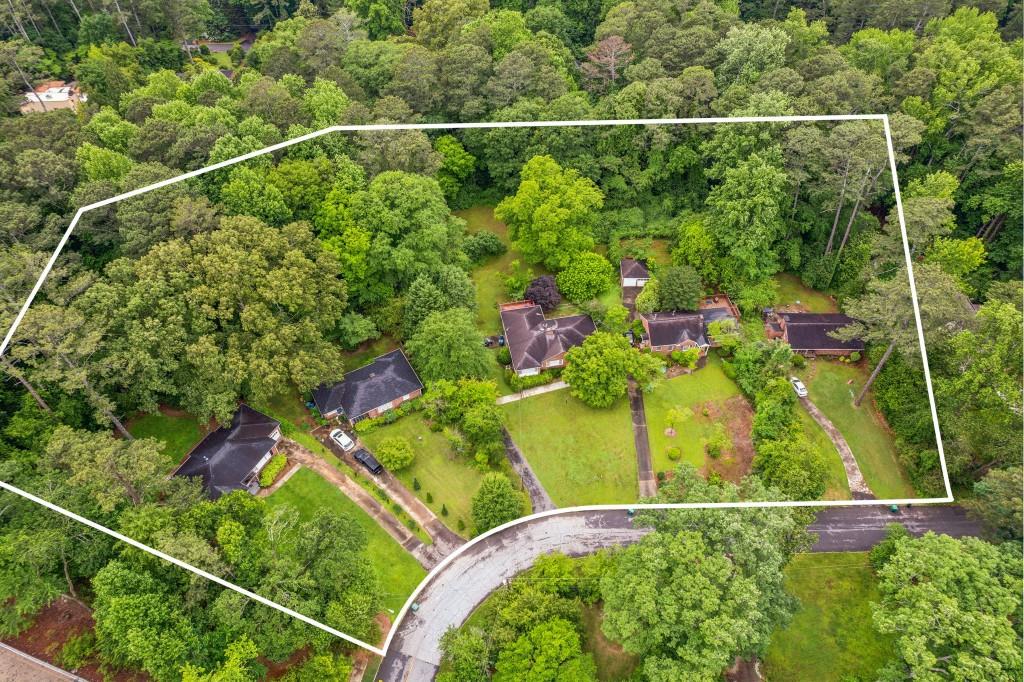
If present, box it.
[360,414,486,537]
[457,205,519,334]
[644,356,746,475]
[582,604,639,681]
[797,409,851,500]
[773,273,839,312]
[502,390,637,505]
[255,391,432,543]
[764,552,896,681]
[797,362,915,499]
[127,411,204,468]
[266,467,426,614]
[342,336,399,374]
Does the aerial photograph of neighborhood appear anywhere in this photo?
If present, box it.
[0,0,1021,681]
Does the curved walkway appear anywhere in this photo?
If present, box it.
[799,396,874,499]
[376,505,979,680]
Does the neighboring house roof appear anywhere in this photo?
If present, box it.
[174,404,279,499]
[312,349,423,419]
[620,258,650,280]
[643,312,708,348]
[500,304,596,372]
[781,313,864,351]
[701,306,737,325]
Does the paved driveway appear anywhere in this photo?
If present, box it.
[377,504,981,679]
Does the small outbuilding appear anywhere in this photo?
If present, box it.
[619,258,651,288]
[172,404,281,500]
[312,349,423,422]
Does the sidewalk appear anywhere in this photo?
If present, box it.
[496,380,568,405]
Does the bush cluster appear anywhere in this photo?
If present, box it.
[258,454,288,487]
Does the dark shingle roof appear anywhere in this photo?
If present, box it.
[620,258,650,280]
[174,404,279,499]
[782,313,864,351]
[500,304,596,371]
[312,349,423,419]
[701,306,737,324]
[643,312,707,348]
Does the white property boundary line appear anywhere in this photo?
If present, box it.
[0,115,954,658]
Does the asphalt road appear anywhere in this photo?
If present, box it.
[809,504,981,551]
[377,504,982,680]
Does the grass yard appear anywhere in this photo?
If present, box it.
[502,390,637,505]
[644,356,750,477]
[773,273,839,313]
[342,336,399,373]
[797,409,852,500]
[267,467,426,614]
[360,414,486,537]
[127,410,204,468]
[797,361,915,499]
[582,604,639,681]
[763,552,896,681]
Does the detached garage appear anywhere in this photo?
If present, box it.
[620,258,651,288]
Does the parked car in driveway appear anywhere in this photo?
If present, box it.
[329,428,356,452]
[789,376,808,398]
[353,448,384,475]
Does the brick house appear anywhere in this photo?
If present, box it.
[172,404,281,499]
[499,301,596,377]
[765,311,864,356]
[312,349,423,422]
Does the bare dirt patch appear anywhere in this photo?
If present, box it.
[701,396,755,484]
[2,596,147,681]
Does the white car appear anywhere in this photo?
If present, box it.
[789,377,808,398]
[329,428,356,452]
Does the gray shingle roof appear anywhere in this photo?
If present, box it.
[500,304,596,371]
[620,258,650,280]
[174,404,279,499]
[643,312,708,348]
[312,349,423,419]
[781,313,864,351]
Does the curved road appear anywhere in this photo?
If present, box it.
[376,505,980,681]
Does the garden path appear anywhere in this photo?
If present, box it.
[798,397,875,499]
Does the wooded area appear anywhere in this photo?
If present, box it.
[0,0,1020,679]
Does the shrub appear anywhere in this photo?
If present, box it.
[375,436,415,471]
[412,477,421,491]
[457,518,466,532]
[441,504,449,516]
[666,446,682,461]
[656,471,666,481]
[524,275,562,311]
[721,359,736,379]
[259,454,287,487]
[464,231,507,263]
[505,367,560,392]
[57,632,96,670]
[850,351,861,362]
[496,345,511,365]
[426,492,434,503]
[556,252,614,303]
[354,417,382,434]
[790,353,806,368]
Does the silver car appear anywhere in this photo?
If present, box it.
[789,376,808,398]
[329,428,356,452]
